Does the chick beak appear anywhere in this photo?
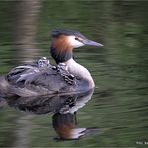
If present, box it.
[82,39,103,47]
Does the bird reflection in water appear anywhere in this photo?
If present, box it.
[6,89,100,140]
[53,113,99,141]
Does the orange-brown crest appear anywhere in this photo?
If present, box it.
[52,35,73,54]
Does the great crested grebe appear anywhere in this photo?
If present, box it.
[0,29,103,97]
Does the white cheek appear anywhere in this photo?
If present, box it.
[68,36,84,48]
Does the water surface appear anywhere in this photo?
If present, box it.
[0,1,148,147]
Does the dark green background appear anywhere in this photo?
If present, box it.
[0,0,148,147]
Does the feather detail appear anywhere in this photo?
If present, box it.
[50,35,73,64]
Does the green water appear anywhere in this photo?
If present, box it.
[0,1,148,147]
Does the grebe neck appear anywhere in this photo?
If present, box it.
[65,58,95,88]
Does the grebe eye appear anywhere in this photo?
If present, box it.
[75,37,79,40]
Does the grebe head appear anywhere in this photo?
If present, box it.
[50,29,103,64]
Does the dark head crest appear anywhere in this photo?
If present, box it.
[51,29,86,39]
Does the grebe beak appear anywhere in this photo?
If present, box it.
[82,39,103,47]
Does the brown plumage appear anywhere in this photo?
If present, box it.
[51,35,73,64]
[52,35,73,52]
